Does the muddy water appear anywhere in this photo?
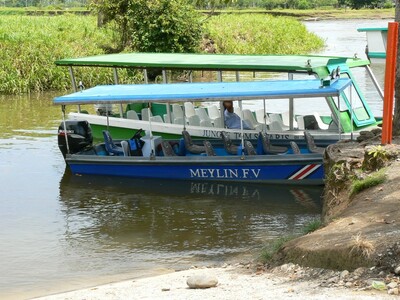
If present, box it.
[0,18,391,299]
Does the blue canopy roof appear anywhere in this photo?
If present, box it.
[53,79,352,105]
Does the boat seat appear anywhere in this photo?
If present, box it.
[102,130,124,156]
[213,117,224,128]
[220,131,238,155]
[269,114,289,130]
[195,107,212,122]
[173,117,185,125]
[242,109,260,130]
[303,115,320,130]
[172,104,184,119]
[244,141,256,155]
[313,112,329,130]
[182,130,206,154]
[304,131,325,154]
[203,140,216,156]
[188,115,201,126]
[150,115,164,123]
[141,108,152,121]
[126,110,139,120]
[207,105,220,121]
[296,116,305,130]
[184,102,196,117]
[160,141,176,156]
[290,141,301,154]
[200,119,213,127]
[258,132,288,154]
[121,140,131,156]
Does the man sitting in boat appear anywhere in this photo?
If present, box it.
[223,101,252,129]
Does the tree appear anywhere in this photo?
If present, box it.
[392,1,400,135]
[92,0,202,53]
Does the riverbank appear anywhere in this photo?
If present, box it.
[31,135,400,299]
[33,263,396,300]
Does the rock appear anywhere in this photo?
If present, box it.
[187,274,218,289]
[340,270,349,279]
[394,265,400,275]
[353,267,366,277]
[345,282,353,288]
[387,282,398,289]
[388,288,399,295]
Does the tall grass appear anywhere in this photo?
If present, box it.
[204,14,324,54]
[0,15,119,94]
[1,14,324,94]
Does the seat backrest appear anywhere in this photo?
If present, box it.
[182,130,206,154]
[121,140,130,156]
[281,111,298,128]
[200,119,213,128]
[242,109,259,128]
[303,115,319,130]
[255,108,270,124]
[195,107,211,121]
[184,102,196,117]
[296,115,305,130]
[290,141,301,154]
[188,115,201,126]
[213,117,224,128]
[160,141,176,156]
[102,130,123,156]
[173,117,185,125]
[207,105,220,120]
[259,131,288,154]
[172,104,184,118]
[141,108,152,121]
[150,115,164,123]
[244,141,256,155]
[163,113,174,123]
[304,130,325,154]
[126,110,139,120]
[313,112,329,130]
[268,120,283,131]
[220,131,238,155]
[203,140,216,156]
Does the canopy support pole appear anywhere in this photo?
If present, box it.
[113,68,124,118]
[62,105,70,155]
[288,73,294,130]
[68,66,81,113]
[163,69,172,124]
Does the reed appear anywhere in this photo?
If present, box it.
[204,14,324,54]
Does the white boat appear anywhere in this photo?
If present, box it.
[54,79,354,185]
[56,52,383,145]
[357,27,387,63]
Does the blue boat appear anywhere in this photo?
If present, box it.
[54,78,353,185]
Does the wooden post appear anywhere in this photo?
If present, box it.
[382,22,398,145]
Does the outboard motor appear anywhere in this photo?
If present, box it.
[58,120,93,158]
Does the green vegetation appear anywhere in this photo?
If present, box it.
[0,15,120,93]
[205,14,323,54]
[350,168,387,197]
[302,218,322,234]
[91,0,202,52]
[0,12,324,94]
[259,236,294,263]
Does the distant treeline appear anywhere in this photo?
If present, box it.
[0,0,394,10]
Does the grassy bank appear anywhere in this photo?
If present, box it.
[0,13,326,94]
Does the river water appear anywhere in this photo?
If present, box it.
[0,18,392,299]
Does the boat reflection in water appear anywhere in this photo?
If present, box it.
[58,169,323,267]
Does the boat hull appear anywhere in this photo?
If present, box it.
[66,154,324,185]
